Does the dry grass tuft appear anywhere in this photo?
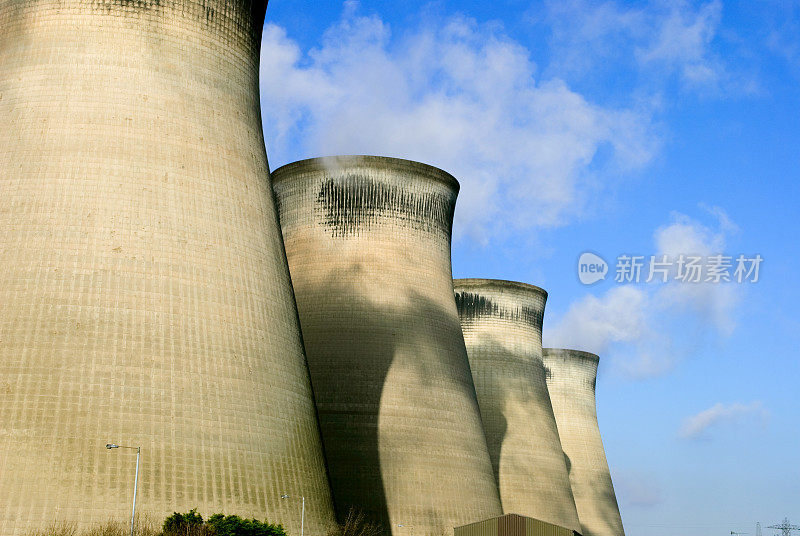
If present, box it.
[26,514,159,536]
[326,509,383,536]
[26,521,79,536]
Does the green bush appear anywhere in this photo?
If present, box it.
[163,509,207,536]
[206,514,286,536]
[162,511,285,536]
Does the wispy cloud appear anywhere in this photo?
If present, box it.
[612,468,665,507]
[635,1,724,90]
[259,3,657,240]
[545,207,741,378]
[765,3,800,76]
[678,401,769,440]
[539,0,754,95]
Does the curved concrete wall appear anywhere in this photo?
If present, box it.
[272,156,503,536]
[453,280,581,533]
[0,2,335,535]
[542,349,624,536]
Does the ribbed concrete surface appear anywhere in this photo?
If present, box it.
[272,156,503,536]
[0,2,334,535]
[542,349,624,536]
[454,280,581,533]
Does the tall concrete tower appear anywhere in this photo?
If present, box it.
[453,280,582,533]
[272,156,503,536]
[0,2,335,535]
[542,349,624,536]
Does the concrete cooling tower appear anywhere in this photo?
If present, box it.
[271,156,503,536]
[0,2,335,535]
[542,349,624,536]
[453,280,582,534]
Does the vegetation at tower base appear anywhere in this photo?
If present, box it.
[453,279,582,534]
[24,509,381,536]
[25,519,161,536]
[542,349,625,536]
[271,156,503,536]
[162,510,287,536]
[23,509,383,536]
[0,1,335,535]
[326,509,383,536]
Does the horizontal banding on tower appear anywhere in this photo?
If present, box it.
[542,349,625,536]
[273,156,501,536]
[0,2,334,535]
[453,279,582,533]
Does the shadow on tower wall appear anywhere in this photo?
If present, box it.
[295,263,491,535]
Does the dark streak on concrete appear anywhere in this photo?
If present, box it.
[315,174,454,238]
[455,291,544,329]
[84,0,264,39]
[88,0,162,11]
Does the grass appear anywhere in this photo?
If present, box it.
[26,509,388,536]
[26,514,160,536]
[326,509,383,536]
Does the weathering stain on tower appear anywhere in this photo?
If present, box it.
[0,2,334,534]
[272,155,503,536]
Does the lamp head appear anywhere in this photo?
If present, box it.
[106,444,118,449]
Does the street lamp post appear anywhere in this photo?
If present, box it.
[106,444,140,536]
[280,494,305,536]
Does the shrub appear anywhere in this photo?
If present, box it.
[206,514,286,536]
[162,509,208,536]
[162,511,285,536]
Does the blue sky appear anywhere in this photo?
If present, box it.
[259,2,800,535]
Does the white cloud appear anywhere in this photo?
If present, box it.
[545,207,740,378]
[545,285,675,378]
[653,207,740,335]
[678,401,769,440]
[259,4,657,240]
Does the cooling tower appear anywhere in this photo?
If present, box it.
[453,280,582,533]
[0,2,335,535]
[271,156,503,536]
[542,349,624,536]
